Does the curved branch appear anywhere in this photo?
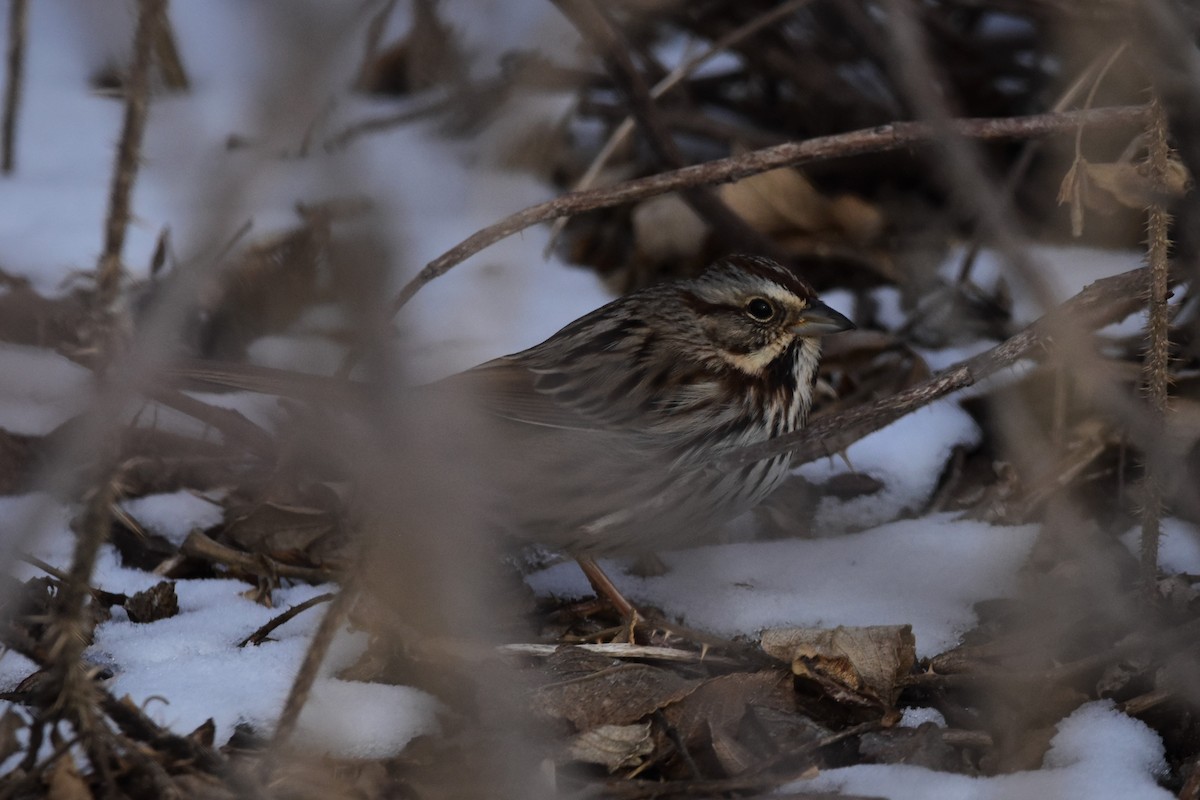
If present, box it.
[390,104,1150,315]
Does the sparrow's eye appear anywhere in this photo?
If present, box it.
[745,298,775,321]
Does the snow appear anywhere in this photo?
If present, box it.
[528,514,1037,658]
[0,0,1171,791]
[793,701,1171,800]
[0,344,93,435]
[119,490,225,546]
[798,399,981,531]
[1121,518,1200,575]
[938,244,1138,326]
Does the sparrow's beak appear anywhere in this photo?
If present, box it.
[792,300,855,336]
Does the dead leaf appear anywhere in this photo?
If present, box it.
[1058,156,1192,236]
[1056,158,1087,237]
[761,625,916,708]
[721,168,833,235]
[859,724,968,772]
[0,708,25,764]
[124,581,179,623]
[632,193,709,262]
[532,664,701,730]
[0,427,40,495]
[661,670,795,776]
[566,722,655,771]
[221,502,338,562]
[719,168,883,242]
[46,755,91,800]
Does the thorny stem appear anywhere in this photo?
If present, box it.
[1139,98,1172,594]
[95,0,163,316]
[45,479,118,782]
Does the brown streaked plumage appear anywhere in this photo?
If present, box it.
[443,254,854,560]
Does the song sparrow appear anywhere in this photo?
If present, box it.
[168,254,852,615]
[442,254,853,609]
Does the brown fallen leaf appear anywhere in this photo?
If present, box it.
[1057,155,1191,236]
[124,580,179,624]
[531,663,701,730]
[761,625,916,710]
[566,722,655,772]
[661,669,796,776]
[719,167,883,241]
[0,708,25,764]
[46,755,91,800]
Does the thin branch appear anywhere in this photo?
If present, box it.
[238,593,336,648]
[96,0,164,311]
[265,582,357,762]
[180,530,337,584]
[544,0,816,253]
[388,105,1149,316]
[1,0,27,174]
[151,0,189,90]
[551,0,784,260]
[1139,98,1173,592]
[724,264,1157,467]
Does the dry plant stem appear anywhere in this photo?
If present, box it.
[238,592,336,647]
[353,0,397,90]
[1,0,26,174]
[552,0,782,261]
[181,530,336,583]
[45,479,117,779]
[955,42,1127,284]
[600,720,882,800]
[1139,99,1173,592]
[577,556,637,619]
[388,105,1148,317]
[545,0,815,251]
[266,582,358,760]
[1131,0,1200,270]
[151,0,189,90]
[727,264,1157,467]
[322,92,453,151]
[96,0,163,311]
[149,386,277,457]
[880,0,1058,315]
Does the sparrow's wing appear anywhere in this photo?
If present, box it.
[434,356,612,432]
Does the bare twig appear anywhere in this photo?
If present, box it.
[151,0,189,90]
[726,264,1157,467]
[43,480,118,779]
[545,0,815,252]
[238,592,336,647]
[1,0,27,174]
[265,582,357,761]
[552,0,783,260]
[1130,0,1200,270]
[388,105,1149,316]
[322,91,454,151]
[180,530,337,584]
[96,0,164,311]
[955,41,1129,284]
[147,386,278,457]
[353,0,398,91]
[1139,98,1173,592]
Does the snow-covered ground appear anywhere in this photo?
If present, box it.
[0,2,1181,796]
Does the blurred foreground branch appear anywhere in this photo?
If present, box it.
[1,0,27,174]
